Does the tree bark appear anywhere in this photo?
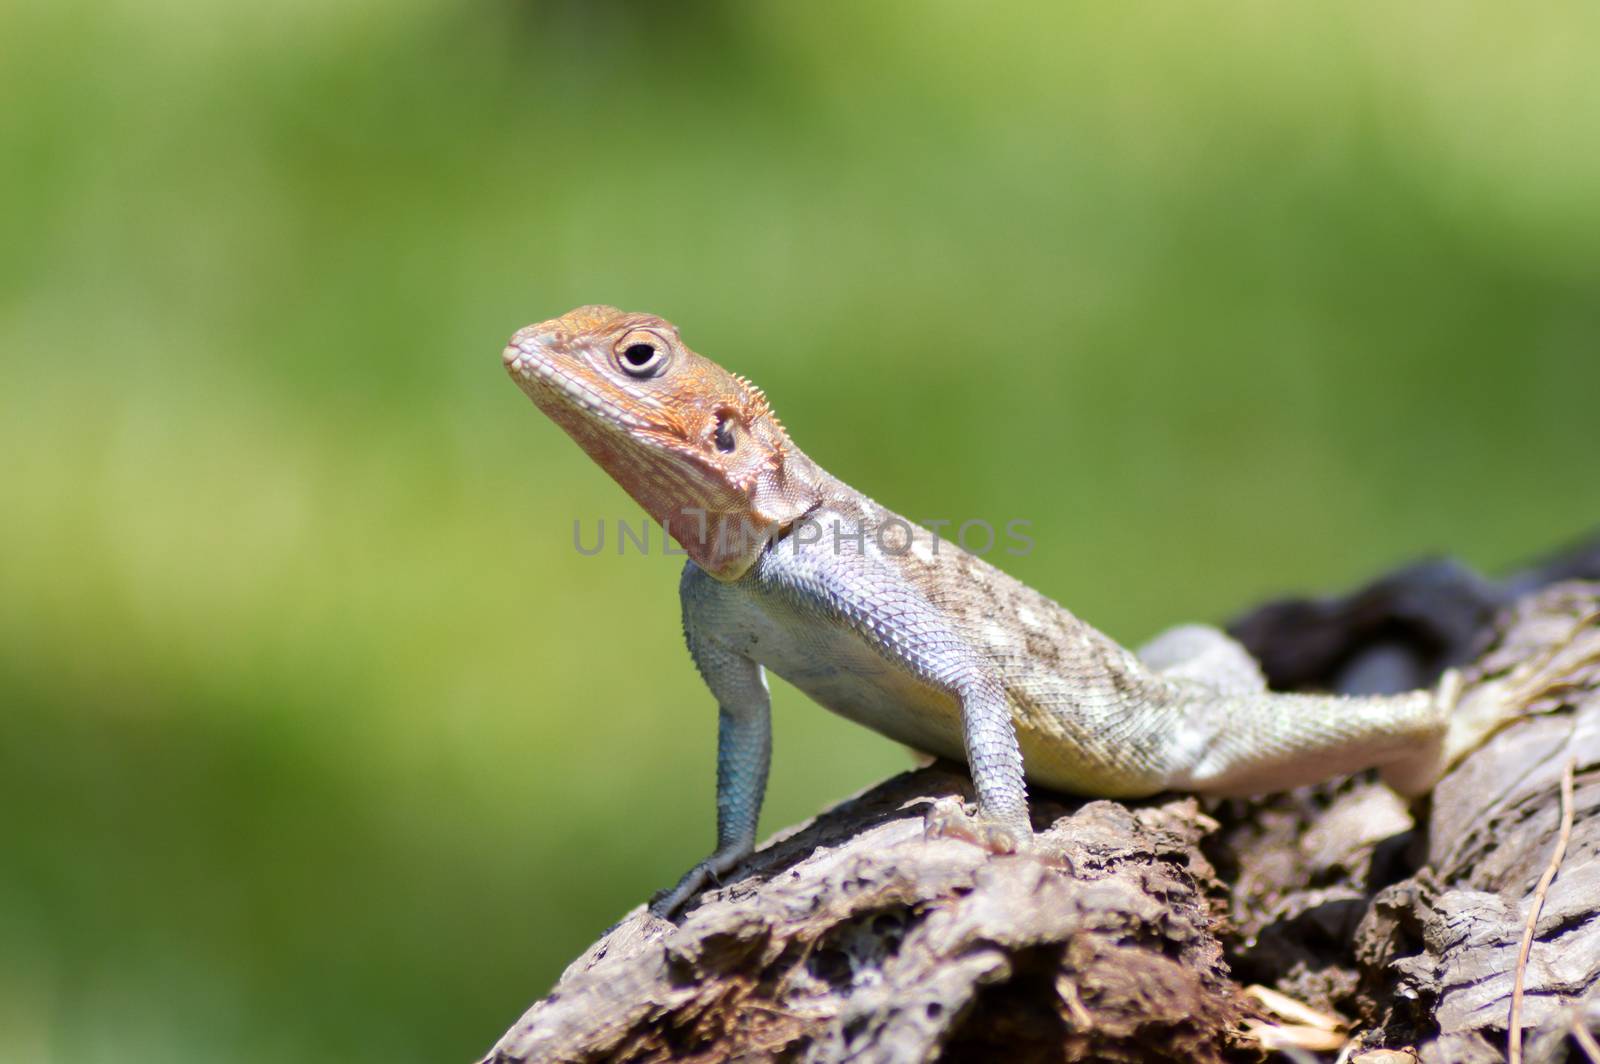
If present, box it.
[484,581,1600,1064]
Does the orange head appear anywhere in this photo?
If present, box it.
[503,305,817,580]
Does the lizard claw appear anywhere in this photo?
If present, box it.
[648,859,721,919]
[923,796,1029,854]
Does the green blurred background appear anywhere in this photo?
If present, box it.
[1,1,1596,1060]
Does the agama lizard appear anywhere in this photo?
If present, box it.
[503,305,1594,916]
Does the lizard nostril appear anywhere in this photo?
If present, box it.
[505,327,567,372]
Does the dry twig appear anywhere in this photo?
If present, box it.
[1508,756,1577,1064]
[1572,1003,1600,1064]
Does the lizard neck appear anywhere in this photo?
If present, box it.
[672,442,832,581]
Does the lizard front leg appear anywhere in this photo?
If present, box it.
[921,673,1032,854]
[650,604,773,918]
[765,541,1033,854]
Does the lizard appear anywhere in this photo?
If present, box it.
[502,304,1598,917]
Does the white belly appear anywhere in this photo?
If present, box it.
[734,590,968,761]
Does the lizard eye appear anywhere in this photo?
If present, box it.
[615,331,669,378]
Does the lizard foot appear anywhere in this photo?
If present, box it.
[1439,605,1600,770]
[1498,606,1600,707]
[648,862,718,919]
[922,796,1030,855]
[648,846,750,919]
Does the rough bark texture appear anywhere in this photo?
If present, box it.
[1216,584,1600,1063]
[485,581,1600,1064]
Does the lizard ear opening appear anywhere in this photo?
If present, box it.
[713,411,737,453]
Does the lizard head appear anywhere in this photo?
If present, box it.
[503,305,817,580]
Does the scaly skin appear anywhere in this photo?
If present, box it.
[501,305,1547,917]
